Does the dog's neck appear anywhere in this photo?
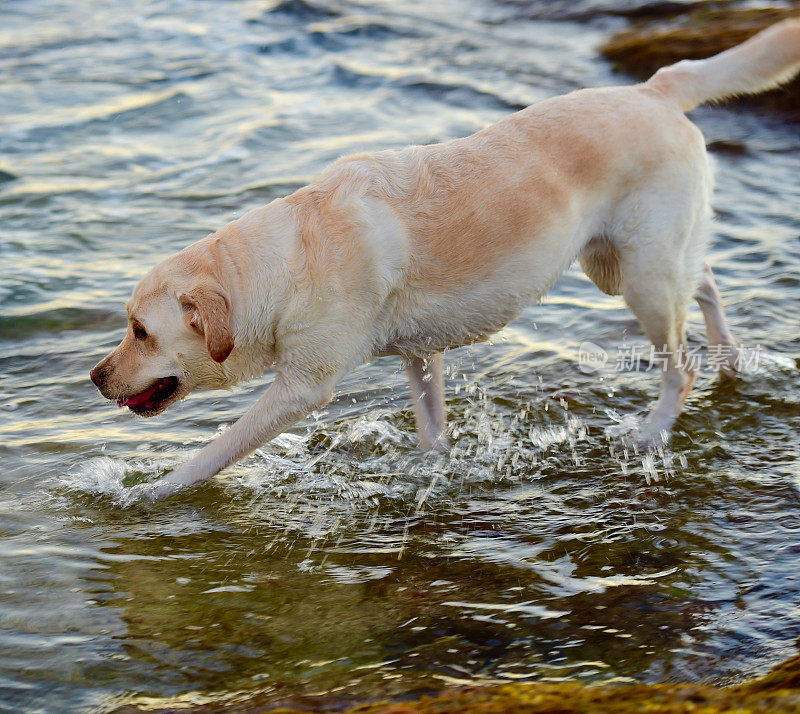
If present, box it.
[209,200,299,385]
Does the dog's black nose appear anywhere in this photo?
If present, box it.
[90,365,105,388]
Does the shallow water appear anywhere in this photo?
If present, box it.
[1,0,800,711]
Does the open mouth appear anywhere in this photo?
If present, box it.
[117,376,179,415]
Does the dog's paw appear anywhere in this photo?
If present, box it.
[605,414,671,452]
[630,424,671,451]
[418,430,451,454]
[712,343,741,379]
[429,434,452,454]
[122,478,186,504]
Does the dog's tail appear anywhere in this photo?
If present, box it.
[646,18,800,112]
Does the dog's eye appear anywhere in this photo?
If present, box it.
[133,325,148,341]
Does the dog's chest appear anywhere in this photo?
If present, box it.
[373,275,536,357]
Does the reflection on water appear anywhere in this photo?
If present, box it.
[1,0,800,711]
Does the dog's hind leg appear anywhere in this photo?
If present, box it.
[694,263,740,377]
[403,352,450,452]
[620,243,697,443]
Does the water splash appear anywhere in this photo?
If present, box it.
[739,347,796,376]
[58,454,188,506]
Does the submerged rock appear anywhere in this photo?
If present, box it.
[600,6,800,116]
[113,651,800,711]
[315,653,800,713]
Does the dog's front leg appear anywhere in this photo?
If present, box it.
[403,353,450,453]
[150,373,335,498]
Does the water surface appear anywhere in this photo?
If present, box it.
[1,0,800,711]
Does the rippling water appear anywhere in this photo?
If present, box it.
[2,0,800,711]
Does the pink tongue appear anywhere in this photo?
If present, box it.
[118,381,160,408]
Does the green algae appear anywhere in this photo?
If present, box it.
[600,6,800,116]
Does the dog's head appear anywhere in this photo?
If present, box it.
[90,246,235,416]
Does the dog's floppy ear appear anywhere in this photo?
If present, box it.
[179,283,234,363]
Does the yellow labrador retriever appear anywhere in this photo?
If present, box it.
[91,20,800,497]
